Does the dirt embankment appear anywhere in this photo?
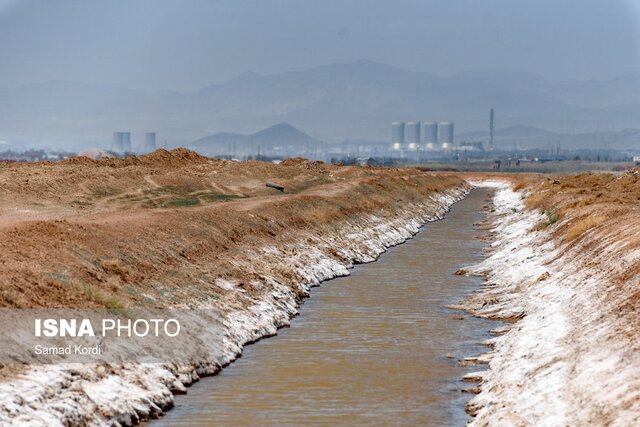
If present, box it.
[0,149,463,309]
[460,173,640,426]
[0,149,469,426]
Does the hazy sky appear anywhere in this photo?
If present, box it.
[1,0,639,91]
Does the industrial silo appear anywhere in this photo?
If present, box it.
[121,132,132,153]
[391,122,405,147]
[438,122,454,149]
[423,122,438,145]
[405,121,421,150]
[112,132,124,154]
[144,132,156,153]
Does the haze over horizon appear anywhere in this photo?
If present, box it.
[2,0,640,151]
[1,0,640,91]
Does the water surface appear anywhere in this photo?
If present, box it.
[153,188,494,426]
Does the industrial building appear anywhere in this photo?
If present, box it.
[111,132,131,154]
[111,131,157,155]
[391,122,405,149]
[438,122,454,149]
[423,122,438,149]
[405,121,421,150]
[390,121,454,151]
[143,132,157,153]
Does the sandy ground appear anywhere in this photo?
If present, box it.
[0,149,464,309]
[0,150,469,425]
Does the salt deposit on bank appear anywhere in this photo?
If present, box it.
[0,186,469,426]
[463,181,640,426]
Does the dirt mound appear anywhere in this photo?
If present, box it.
[59,156,100,166]
[60,154,143,168]
[0,159,465,309]
[279,157,308,166]
[138,148,211,167]
[280,157,329,174]
[59,148,210,169]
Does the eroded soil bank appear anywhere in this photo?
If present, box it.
[0,151,469,426]
[459,177,640,426]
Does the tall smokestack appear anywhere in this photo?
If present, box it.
[489,108,495,150]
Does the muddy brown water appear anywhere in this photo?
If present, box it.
[152,189,495,426]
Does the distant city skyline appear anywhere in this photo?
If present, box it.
[0,0,639,91]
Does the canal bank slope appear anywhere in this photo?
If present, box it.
[462,176,640,426]
[0,152,469,426]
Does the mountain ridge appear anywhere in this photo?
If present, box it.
[190,122,319,157]
[457,125,640,150]
[2,59,640,150]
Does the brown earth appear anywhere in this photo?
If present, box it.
[462,168,640,328]
[456,170,640,426]
[518,169,640,323]
[0,149,464,309]
[2,153,638,425]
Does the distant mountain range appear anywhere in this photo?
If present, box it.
[2,59,640,150]
[191,122,319,157]
[458,125,640,150]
